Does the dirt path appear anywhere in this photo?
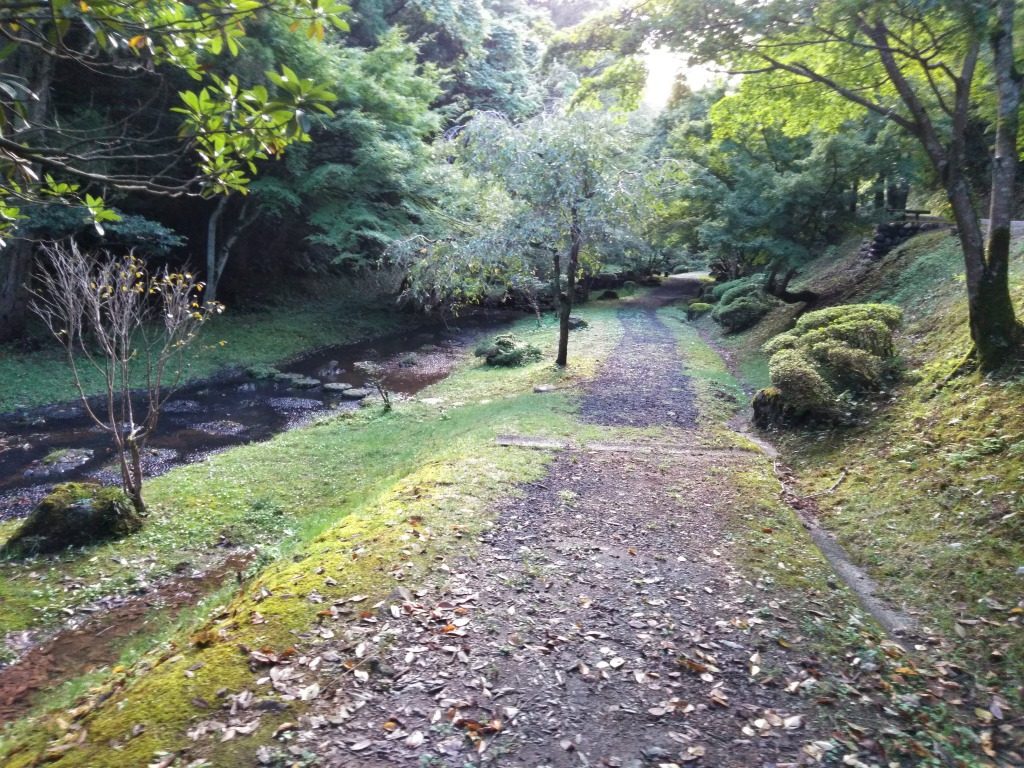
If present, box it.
[221,284,839,767]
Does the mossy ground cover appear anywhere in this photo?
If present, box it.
[0,277,417,413]
[699,231,1024,723]
[0,302,625,766]
[4,279,1014,766]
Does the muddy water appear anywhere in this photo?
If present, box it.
[0,312,517,519]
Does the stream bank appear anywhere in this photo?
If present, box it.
[0,310,520,520]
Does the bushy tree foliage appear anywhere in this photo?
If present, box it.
[654,0,1023,370]
[391,107,652,365]
[244,30,443,271]
[0,0,342,340]
[647,85,902,281]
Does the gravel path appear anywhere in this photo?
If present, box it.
[266,450,825,767]
[225,283,833,767]
[580,283,698,428]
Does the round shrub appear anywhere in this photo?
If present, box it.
[766,348,836,414]
[718,280,764,306]
[709,275,762,303]
[794,303,902,332]
[686,302,713,320]
[474,333,542,367]
[711,294,774,332]
[754,302,903,427]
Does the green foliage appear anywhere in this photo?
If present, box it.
[707,275,777,332]
[717,278,765,305]
[756,303,903,424]
[644,81,906,282]
[686,301,712,319]
[474,332,543,366]
[711,294,775,332]
[250,29,443,267]
[0,0,347,239]
[765,303,902,358]
[709,275,758,302]
[391,107,653,315]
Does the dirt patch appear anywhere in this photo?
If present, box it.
[0,552,251,722]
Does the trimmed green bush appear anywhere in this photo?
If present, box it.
[474,333,542,367]
[709,275,762,303]
[711,294,775,332]
[754,303,903,426]
[686,302,713,320]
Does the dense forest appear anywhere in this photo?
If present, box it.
[1,0,1021,365]
[2,0,1024,766]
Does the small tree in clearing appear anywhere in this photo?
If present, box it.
[31,241,221,513]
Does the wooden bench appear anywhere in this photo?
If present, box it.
[886,207,930,222]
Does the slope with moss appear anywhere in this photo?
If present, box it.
[701,229,1024,712]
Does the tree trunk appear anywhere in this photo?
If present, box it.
[765,265,818,305]
[556,206,582,367]
[0,241,33,342]
[873,175,885,210]
[969,0,1024,371]
[0,51,53,342]
[124,438,146,514]
[204,197,227,306]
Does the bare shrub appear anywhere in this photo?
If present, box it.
[30,241,221,512]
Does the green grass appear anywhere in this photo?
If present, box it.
[0,302,626,766]
[702,229,1024,714]
[0,278,418,412]
[5,277,1009,767]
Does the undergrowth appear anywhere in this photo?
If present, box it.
[700,228,1024,742]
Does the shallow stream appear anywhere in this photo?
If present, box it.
[0,312,517,519]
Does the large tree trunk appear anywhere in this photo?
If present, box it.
[556,206,582,367]
[0,241,33,342]
[968,0,1024,371]
[765,265,818,305]
[0,51,53,342]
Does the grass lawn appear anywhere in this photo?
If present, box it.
[0,278,419,413]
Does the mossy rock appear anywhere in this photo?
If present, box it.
[3,482,142,555]
[598,290,619,300]
[474,333,542,367]
[686,302,713,320]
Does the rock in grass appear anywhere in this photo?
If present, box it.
[341,388,372,399]
[2,482,142,555]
